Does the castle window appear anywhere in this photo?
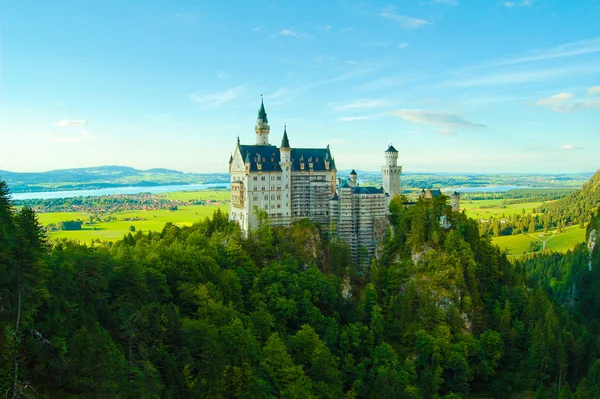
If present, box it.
[261,176,266,181]
[277,176,281,181]
[253,176,257,181]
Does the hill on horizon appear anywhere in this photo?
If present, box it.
[0,165,229,193]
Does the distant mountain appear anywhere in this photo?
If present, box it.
[0,166,229,193]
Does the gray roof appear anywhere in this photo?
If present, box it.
[258,99,268,123]
[239,144,335,172]
[290,148,334,172]
[385,145,398,153]
[240,144,281,172]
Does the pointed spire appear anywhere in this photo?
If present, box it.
[245,152,251,163]
[237,136,240,146]
[229,154,233,163]
[258,96,268,123]
[281,124,290,148]
[350,169,357,176]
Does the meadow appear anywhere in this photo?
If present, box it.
[462,196,587,255]
[38,190,229,243]
[461,198,547,219]
[491,225,587,255]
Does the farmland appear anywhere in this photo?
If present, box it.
[36,190,229,243]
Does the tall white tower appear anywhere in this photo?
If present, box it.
[256,98,270,145]
[382,145,402,199]
[451,191,461,212]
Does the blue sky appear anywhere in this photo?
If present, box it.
[1,0,599,174]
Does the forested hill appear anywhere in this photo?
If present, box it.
[1,179,600,398]
[540,169,600,226]
[0,166,229,193]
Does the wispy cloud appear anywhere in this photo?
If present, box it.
[252,26,262,31]
[588,86,600,96]
[536,91,600,112]
[190,85,246,107]
[394,109,486,131]
[447,65,599,87]
[397,43,409,49]
[380,6,431,29]
[360,41,390,47]
[338,114,387,122]
[474,37,600,70]
[360,75,416,91]
[503,0,532,8]
[267,66,382,104]
[334,99,394,110]
[273,29,313,39]
[54,119,88,127]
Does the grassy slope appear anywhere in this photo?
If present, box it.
[463,197,587,255]
[491,225,587,255]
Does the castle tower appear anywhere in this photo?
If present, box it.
[451,191,460,212]
[279,125,292,224]
[255,98,270,145]
[349,169,357,187]
[382,145,402,199]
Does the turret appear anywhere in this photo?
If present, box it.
[349,169,357,187]
[256,98,270,145]
[451,191,460,212]
[384,144,399,166]
[382,144,402,200]
[280,125,291,163]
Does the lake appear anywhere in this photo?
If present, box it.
[10,183,231,200]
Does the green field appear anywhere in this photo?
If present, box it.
[37,190,229,243]
[462,199,549,219]
[492,225,587,256]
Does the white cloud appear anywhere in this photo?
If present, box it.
[588,86,600,96]
[558,144,581,151]
[394,109,486,130]
[397,43,409,49]
[190,85,246,107]
[536,91,600,112]
[54,119,88,127]
[274,29,313,38]
[380,6,431,29]
[334,99,393,110]
[252,26,262,31]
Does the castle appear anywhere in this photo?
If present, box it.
[228,100,404,262]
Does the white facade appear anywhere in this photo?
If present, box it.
[229,101,402,264]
